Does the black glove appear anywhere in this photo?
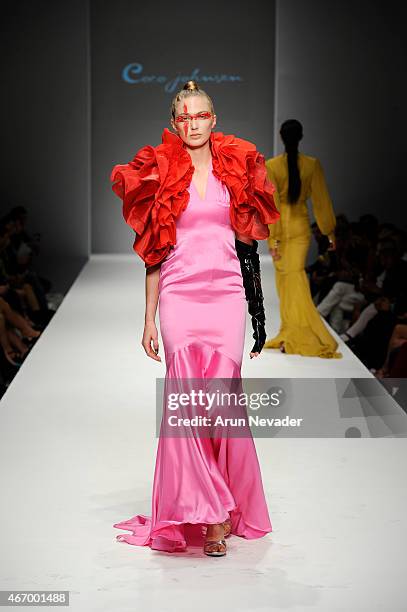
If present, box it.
[235,238,267,354]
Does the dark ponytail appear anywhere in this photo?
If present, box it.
[280,119,303,204]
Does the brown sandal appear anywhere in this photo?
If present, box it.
[204,538,227,557]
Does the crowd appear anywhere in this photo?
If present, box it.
[307,214,407,377]
[0,206,62,398]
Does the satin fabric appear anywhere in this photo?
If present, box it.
[114,158,273,551]
[266,232,342,358]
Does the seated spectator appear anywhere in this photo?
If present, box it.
[341,245,407,342]
[7,206,41,262]
[0,217,53,326]
[316,224,369,333]
[0,204,61,397]
[347,297,398,370]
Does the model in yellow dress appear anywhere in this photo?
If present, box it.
[264,120,342,358]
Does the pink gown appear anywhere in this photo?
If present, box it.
[114,157,273,551]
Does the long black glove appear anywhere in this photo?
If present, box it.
[235,238,267,354]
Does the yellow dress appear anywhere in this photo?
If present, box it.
[264,153,342,358]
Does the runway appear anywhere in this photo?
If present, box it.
[0,254,406,611]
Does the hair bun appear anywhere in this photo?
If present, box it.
[183,80,200,91]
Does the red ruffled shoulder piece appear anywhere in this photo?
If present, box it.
[110,130,193,267]
[209,131,280,240]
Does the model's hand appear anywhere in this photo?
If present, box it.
[142,321,162,362]
[249,311,266,358]
[268,246,281,261]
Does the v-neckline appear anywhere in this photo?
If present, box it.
[191,158,212,202]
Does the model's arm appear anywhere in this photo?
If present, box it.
[265,161,282,250]
[234,234,267,357]
[310,158,336,247]
[142,263,162,361]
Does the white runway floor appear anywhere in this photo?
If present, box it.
[0,254,406,611]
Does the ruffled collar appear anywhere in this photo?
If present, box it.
[160,127,261,177]
[111,127,280,267]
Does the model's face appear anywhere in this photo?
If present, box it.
[171,95,216,148]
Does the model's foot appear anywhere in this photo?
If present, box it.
[223,518,231,538]
[279,341,286,353]
[204,523,226,556]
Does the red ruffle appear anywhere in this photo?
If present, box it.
[111,133,193,267]
[209,131,280,240]
[111,128,279,267]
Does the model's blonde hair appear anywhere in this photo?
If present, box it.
[170,80,215,121]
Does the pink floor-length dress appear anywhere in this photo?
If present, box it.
[114,157,273,551]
